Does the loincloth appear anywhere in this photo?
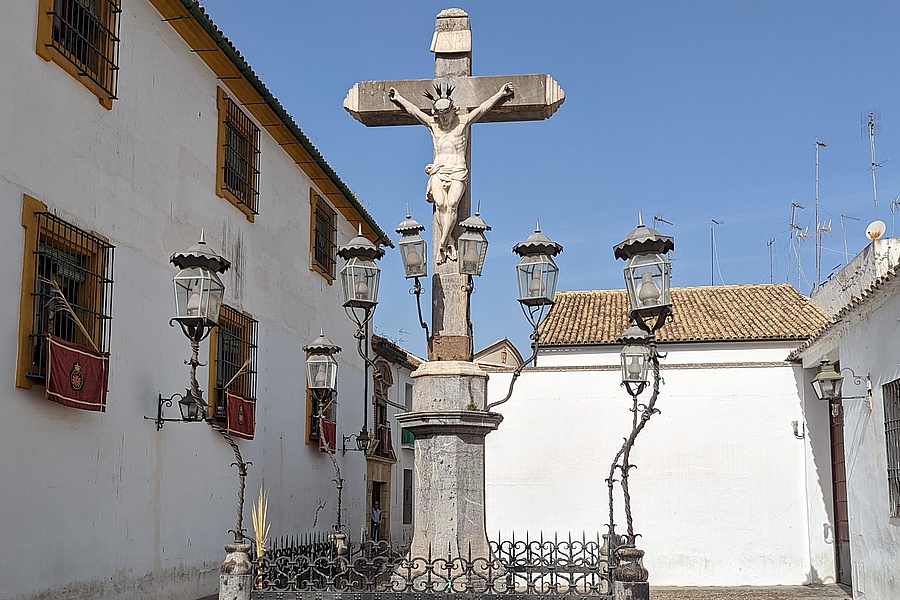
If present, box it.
[425,164,468,184]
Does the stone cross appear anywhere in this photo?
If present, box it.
[344,8,565,361]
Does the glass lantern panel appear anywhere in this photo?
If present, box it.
[307,354,338,391]
[516,254,559,306]
[340,257,380,307]
[813,375,843,401]
[459,234,488,276]
[624,253,671,313]
[620,345,650,383]
[173,267,225,324]
[399,237,427,279]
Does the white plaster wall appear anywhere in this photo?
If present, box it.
[0,2,375,598]
[828,294,900,600]
[485,342,836,586]
[811,238,900,316]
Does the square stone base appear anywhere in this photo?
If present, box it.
[614,581,650,600]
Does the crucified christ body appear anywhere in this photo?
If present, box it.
[389,82,513,264]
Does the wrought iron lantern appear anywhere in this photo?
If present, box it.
[178,392,202,421]
[337,226,385,309]
[613,216,674,331]
[619,324,651,396]
[396,210,427,279]
[458,209,491,277]
[513,221,563,307]
[811,359,843,402]
[342,427,371,454]
[171,231,231,341]
[304,330,341,394]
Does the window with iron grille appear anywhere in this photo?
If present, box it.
[217,89,260,220]
[306,390,334,443]
[884,378,900,518]
[210,305,258,420]
[36,0,120,109]
[311,192,337,280]
[18,199,115,386]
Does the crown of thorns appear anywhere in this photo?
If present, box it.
[423,84,455,111]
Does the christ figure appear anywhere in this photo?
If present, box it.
[389,82,513,264]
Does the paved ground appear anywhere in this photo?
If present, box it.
[651,585,851,599]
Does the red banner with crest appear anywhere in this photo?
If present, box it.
[225,389,256,440]
[45,335,109,412]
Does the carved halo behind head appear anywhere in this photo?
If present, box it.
[423,83,456,115]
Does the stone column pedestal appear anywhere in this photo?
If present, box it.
[219,543,253,600]
[396,361,502,563]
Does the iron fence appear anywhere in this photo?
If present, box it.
[252,532,615,599]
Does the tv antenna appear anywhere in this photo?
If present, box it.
[840,213,860,265]
[710,219,724,286]
[862,109,889,220]
[814,140,827,289]
[767,237,775,284]
[891,196,900,237]
[652,213,673,229]
[788,202,804,286]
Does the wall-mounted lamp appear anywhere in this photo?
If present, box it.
[342,427,371,455]
[811,359,872,409]
[145,391,203,430]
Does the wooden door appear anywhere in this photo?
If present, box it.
[830,401,852,587]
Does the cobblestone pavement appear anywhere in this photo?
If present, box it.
[651,585,851,599]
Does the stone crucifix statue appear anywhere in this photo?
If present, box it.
[344,7,564,361]
[388,82,513,264]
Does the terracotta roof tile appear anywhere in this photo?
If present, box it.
[539,284,831,346]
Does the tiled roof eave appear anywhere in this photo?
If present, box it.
[787,263,900,362]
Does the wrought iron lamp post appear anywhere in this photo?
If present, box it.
[487,222,563,411]
[606,218,675,598]
[150,233,256,598]
[337,228,385,459]
[304,331,347,531]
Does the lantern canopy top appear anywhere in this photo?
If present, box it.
[613,215,674,261]
[459,210,492,233]
[618,323,651,345]
[170,230,231,273]
[337,225,386,261]
[303,330,342,355]
[513,221,564,257]
[395,210,426,235]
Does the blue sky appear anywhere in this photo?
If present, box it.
[198,1,900,357]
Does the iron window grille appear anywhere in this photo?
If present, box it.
[884,378,900,518]
[307,390,334,442]
[312,193,337,279]
[212,305,258,420]
[28,212,115,380]
[219,93,261,216]
[45,0,120,101]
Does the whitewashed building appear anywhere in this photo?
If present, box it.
[1,1,391,598]
[791,253,900,600]
[368,334,423,544]
[485,284,836,587]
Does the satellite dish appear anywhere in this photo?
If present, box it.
[866,220,886,240]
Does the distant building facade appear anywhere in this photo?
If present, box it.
[485,284,836,586]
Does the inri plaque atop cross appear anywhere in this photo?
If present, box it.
[344,8,565,360]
